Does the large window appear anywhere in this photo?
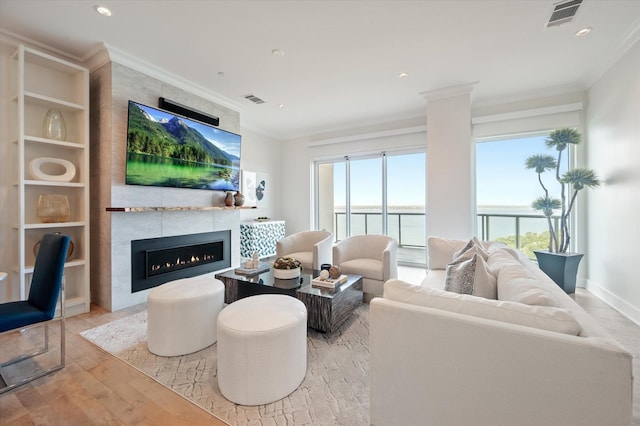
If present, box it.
[476,134,570,257]
[315,151,426,265]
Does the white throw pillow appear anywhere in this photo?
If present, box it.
[445,253,497,299]
[427,237,468,270]
[383,280,581,336]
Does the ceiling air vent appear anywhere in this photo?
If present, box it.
[243,93,266,104]
[546,0,583,27]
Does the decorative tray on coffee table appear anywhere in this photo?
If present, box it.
[312,275,348,289]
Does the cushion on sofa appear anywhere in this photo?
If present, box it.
[427,237,467,269]
[452,237,489,261]
[489,248,561,307]
[445,254,497,299]
[339,258,383,281]
[383,279,582,335]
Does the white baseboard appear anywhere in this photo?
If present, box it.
[584,279,640,327]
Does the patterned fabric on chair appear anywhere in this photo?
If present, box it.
[333,235,398,302]
[276,230,333,270]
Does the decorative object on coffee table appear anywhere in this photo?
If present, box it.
[329,265,342,279]
[273,256,301,279]
[312,273,348,289]
[36,194,70,223]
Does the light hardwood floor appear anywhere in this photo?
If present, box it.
[1,275,638,425]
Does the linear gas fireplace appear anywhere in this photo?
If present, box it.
[131,231,231,293]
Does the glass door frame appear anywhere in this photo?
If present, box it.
[313,147,427,266]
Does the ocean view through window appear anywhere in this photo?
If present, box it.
[316,151,426,265]
[476,133,570,257]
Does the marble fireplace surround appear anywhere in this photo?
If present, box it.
[105,207,240,312]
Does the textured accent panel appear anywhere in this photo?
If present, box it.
[240,221,285,258]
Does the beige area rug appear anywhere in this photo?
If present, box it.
[80,304,370,426]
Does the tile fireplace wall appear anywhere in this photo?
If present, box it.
[90,57,242,311]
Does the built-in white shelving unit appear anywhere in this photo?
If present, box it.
[9,45,90,317]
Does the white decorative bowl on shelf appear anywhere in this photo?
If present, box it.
[273,267,300,279]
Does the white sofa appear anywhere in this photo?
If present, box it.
[370,237,633,426]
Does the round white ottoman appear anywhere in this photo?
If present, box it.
[147,276,225,357]
[217,294,307,406]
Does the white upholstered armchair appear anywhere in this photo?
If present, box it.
[276,230,333,270]
[332,235,398,302]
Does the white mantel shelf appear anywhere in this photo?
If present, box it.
[106,206,257,213]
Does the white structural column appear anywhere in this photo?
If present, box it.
[421,83,477,240]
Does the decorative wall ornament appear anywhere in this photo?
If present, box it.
[241,170,257,207]
[256,172,270,207]
[29,157,76,182]
[36,194,70,223]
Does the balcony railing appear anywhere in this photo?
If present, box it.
[334,211,557,261]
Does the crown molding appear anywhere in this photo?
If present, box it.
[84,43,246,114]
[0,29,84,63]
[472,102,583,124]
[307,125,426,147]
[583,16,640,89]
[420,82,479,103]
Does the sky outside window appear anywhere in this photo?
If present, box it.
[476,134,569,214]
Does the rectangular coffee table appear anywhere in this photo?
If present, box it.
[215,266,363,333]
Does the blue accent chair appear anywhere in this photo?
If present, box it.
[0,232,71,394]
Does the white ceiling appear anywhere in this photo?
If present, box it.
[1,0,639,141]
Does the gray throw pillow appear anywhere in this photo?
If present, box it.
[445,253,497,299]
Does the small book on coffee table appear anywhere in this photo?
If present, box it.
[312,274,348,289]
[235,262,271,276]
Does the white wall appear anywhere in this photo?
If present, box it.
[238,127,282,223]
[585,40,640,324]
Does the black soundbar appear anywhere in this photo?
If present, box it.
[158,97,220,127]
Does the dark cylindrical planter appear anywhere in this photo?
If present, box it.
[533,251,584,294]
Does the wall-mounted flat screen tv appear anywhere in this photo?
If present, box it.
[125,100,240,191]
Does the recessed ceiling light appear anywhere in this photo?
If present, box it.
[279,104,285,109]
[217,71,225,77]
[398,72,408,79]
[575,27,592,37]
[272,49,285,57]
[94,5,112,17]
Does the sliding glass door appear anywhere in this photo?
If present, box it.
[315,151,426,265]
